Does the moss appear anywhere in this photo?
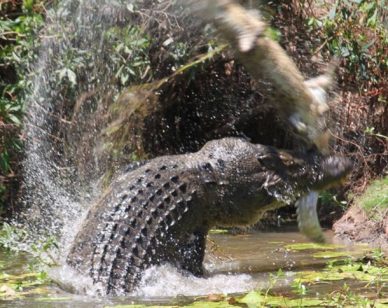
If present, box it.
[312,251,351,259]
[295,262,388,284]
[285,242,341,251]
[0,271,50,300]
[355,177,388,218]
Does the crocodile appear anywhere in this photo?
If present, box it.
[67,137,351,295]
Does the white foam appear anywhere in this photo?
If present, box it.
[132,264,257,297]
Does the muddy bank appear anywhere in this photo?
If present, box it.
[333,205,388,250]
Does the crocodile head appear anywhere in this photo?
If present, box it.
[200,138,351,195]
[199,138,352,227]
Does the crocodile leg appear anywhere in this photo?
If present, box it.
[178,229,207,277]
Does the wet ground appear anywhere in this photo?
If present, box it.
[0,229,387,307]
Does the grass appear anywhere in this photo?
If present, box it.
[355,177,388,219]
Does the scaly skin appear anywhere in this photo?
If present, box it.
[67,138,351,295]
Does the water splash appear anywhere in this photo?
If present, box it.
[17,0,146,257]
[15,0,236,297]
[133,264,256,297]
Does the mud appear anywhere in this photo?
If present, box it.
[333,205,388,250]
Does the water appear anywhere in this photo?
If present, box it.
[1,230,381,307]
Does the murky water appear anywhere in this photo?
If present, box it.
[1,229,382,307]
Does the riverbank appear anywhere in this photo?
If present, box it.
[334,177,388,250]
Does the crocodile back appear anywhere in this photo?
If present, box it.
[67,155,208,295]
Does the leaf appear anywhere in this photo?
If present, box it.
[8,114,21,126]
[341,46,350,57]
[328,2,338,20]
[22,0,34,11]
[126,4,134,12]
[120,74,129,85]
[127,67,136,76]
[66,69,77,86]
[238,291,265,306]
[0,151,10,173]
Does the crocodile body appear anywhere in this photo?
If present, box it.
[67,138,351,295]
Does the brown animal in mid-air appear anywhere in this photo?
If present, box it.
[194,0,334,153]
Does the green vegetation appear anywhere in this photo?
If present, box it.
[355,176,388,220]
[306,0,387,92]
[0,0,45,210]
[0,271,49,299]
[285,242,342,251]
[105,25,151,87]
